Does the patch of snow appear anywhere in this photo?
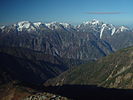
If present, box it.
[0,26,5,32]
[18,21,30,28]
[0,26,5,29]
[45,22,71,30]
[83,19,101,25]
[120,26,128,31]
[60,23,71,28]
[17,21,30,31]
[17,21,36,31]
[28,26,35,31]
[111,27,116,35]
[45,22,57,30]
[116,26,129,33]
[77,25,81,29]
[100,24,106,39]
[91,19,100,25]
[33,22,42,28]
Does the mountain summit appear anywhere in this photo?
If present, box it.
[77,19,130,39]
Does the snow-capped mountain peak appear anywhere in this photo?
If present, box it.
[33,22,42,28]
[16,21,36,32]
[59,23,72,29]
[83,19,102,25]
[45,22,73,30]
[45,22,60,30]
[119,26,129,31]
[90,19,101,25]
[77,19,131,38]
[116,26,129,33]
[18,21,31,28]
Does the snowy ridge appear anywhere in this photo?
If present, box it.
[11,21,74,31]
[83,19,102,25]
[77,19,131,38]
[109,24,116,35]
[16,21,36,31]
[45,22,61,30]
[116,26,129,33]
[60,23,72,29]
[78,19,118,38]
[0,26,5,32]
[45,22,73,30]
[0,20,131,39]
[0,26,5,29]
[33,22,42,28]
[90,19,101,25]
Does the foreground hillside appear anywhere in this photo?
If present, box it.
[0,81,71,100]
[45,46,133,89]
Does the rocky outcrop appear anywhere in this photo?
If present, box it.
[22,92,71,100]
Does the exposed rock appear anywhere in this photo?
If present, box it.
[22,92,71,100]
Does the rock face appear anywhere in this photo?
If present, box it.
[44,46,133,89]
[22,92,71,100]
[105,31,133,51]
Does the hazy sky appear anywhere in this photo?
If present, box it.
[0,0,133,26]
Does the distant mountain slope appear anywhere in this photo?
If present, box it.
[104,31,133,51]
[44,46,133,89]
[0,47,85,67]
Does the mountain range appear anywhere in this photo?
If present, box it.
[1,19,133,100]
[1,19,133,85]
[0,19,133,61]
